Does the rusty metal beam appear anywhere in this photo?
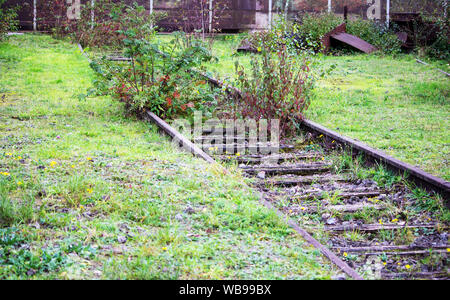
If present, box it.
[260,198,364,280]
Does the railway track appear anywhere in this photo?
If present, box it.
[81,46,449,280]
[192,122,449,280]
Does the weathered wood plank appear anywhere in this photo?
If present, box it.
[322,223,442,232]
[241,164,331,176]
[295,190,384,201]
[331,32,377,54]
[260,174,349,187]
[333,245,450,253]
[382,271,448,279]
[307,203,383,213]
[216,153,322,163]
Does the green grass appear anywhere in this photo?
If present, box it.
[0,34,339,279]
[197,35,449,181]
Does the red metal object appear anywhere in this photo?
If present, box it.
[322,23,378,54]
[331,32,378,53]
[321,23,347,53]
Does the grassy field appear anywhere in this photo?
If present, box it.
[309,55,449,181]
[199,35,449,181]
[0,34,339,279]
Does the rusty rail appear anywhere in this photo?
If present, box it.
[76,44,447,279]
[143,111,216,164]
[300,120,450,206]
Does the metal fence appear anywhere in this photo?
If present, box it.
[4,0,448,31]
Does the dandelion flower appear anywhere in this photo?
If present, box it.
[405,265,411,269]
[300,207,306,211]
[162,247,168,251]
[343,252,348,257]
[50,161,57,167]
[5,153,12,156]
[236,152,241,157]
[17,181,22,185]
[392,218,399,223]
[86,188,93,194]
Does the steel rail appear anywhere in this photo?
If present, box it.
[416,59,450,77]
[76,44,446,279]
[143,111,216,164]
[300,119,450,205]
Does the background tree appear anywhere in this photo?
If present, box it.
[0,0,19,41]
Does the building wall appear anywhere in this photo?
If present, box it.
[3,0,446,31]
